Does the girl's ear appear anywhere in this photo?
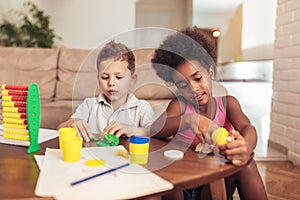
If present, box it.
[209,66,215,80]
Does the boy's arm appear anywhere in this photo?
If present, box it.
[103,121,149,137]
[102,100,155,138]
[57,118,93,142]
[56,98,95,142]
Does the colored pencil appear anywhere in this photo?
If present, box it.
[70,163,130,186]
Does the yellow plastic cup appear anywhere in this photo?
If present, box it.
[58,127,77,149]
[211,127,229,146]
[62,136,82,162]
[129,136,150,165]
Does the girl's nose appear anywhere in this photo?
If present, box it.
[190,82,199,92]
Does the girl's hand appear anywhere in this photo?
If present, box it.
[103,121,133,138]
[183,114,218,143]
[218,130,252,166]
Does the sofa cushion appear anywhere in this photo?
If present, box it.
[132,48,178,99]
[133,63,178,99]
[56,47,101,101]
[41,100,83,129]
[0,47,59,100]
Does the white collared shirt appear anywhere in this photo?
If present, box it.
[71,93,156,134]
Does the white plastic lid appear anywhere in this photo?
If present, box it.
[164,150,184,160]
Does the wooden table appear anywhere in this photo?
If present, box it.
[0,136,241,199]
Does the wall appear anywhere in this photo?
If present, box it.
[242,0,277,60]
[217,5,242,63]
[270,0,300,165]
[192,0,243,63]
[135,0,191,48]
[136,0,190,30]
[0,0,135,49]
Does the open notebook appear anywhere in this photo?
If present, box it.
[35,146,173,200]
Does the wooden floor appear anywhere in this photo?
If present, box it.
[258,161,300,200]
[234,161,300,200]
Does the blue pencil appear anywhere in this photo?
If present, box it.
[70,163,130,186]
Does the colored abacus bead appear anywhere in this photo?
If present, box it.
[3,113,26,119]
[3,118,27,125]
[3,123,28,130]
[2,96,27,102]
[3,134,29,141]
[1,83,41,153]
[3,85,29,90]
[3,107,26,113]
[2,102,26,108]
[4,129,28,135]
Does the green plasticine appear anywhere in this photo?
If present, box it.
[90,136,100,141]
[96,134,119,147]
[96,141,111,147]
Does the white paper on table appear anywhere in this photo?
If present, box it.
[0,124,58,146]
[33,154,44,170]
[35,146,173,200]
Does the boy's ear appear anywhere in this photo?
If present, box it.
[131,73,137,85]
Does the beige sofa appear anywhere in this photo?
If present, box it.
[0,47,226,130]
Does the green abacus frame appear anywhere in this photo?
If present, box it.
[26,83,41,153]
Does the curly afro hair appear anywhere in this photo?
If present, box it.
[151,26,216,83]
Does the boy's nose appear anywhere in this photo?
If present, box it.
[108,77,116,86]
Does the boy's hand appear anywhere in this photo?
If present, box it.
[218,131,252,166]
[57,118,93,142]
[73,119,93,142]
[103,121,133,138]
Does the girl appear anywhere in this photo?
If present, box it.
[151,27,267,200]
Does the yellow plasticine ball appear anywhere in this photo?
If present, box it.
[212,127,229,146]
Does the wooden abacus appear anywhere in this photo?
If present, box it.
[1,84,41,153]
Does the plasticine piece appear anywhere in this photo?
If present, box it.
[103,134,119,146]
[90,136,100,141]
[211,127,229,146]
[85,159,106,167]
[96,134,119,147]
[114,149,129,158]
[96,141,111,146]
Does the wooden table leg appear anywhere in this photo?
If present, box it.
[209,178,227,200]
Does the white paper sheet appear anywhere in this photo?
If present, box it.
[0,124,58,146]
[35,146,173,200]
[33,154,44,170]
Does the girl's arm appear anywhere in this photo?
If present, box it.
[150,99,184,138]
[150,98,215,142]
[226,95,257,151]
[220,95,257,166]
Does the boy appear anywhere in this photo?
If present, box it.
[58,41,156,142]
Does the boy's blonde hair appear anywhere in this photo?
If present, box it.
[97,40,135,74]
